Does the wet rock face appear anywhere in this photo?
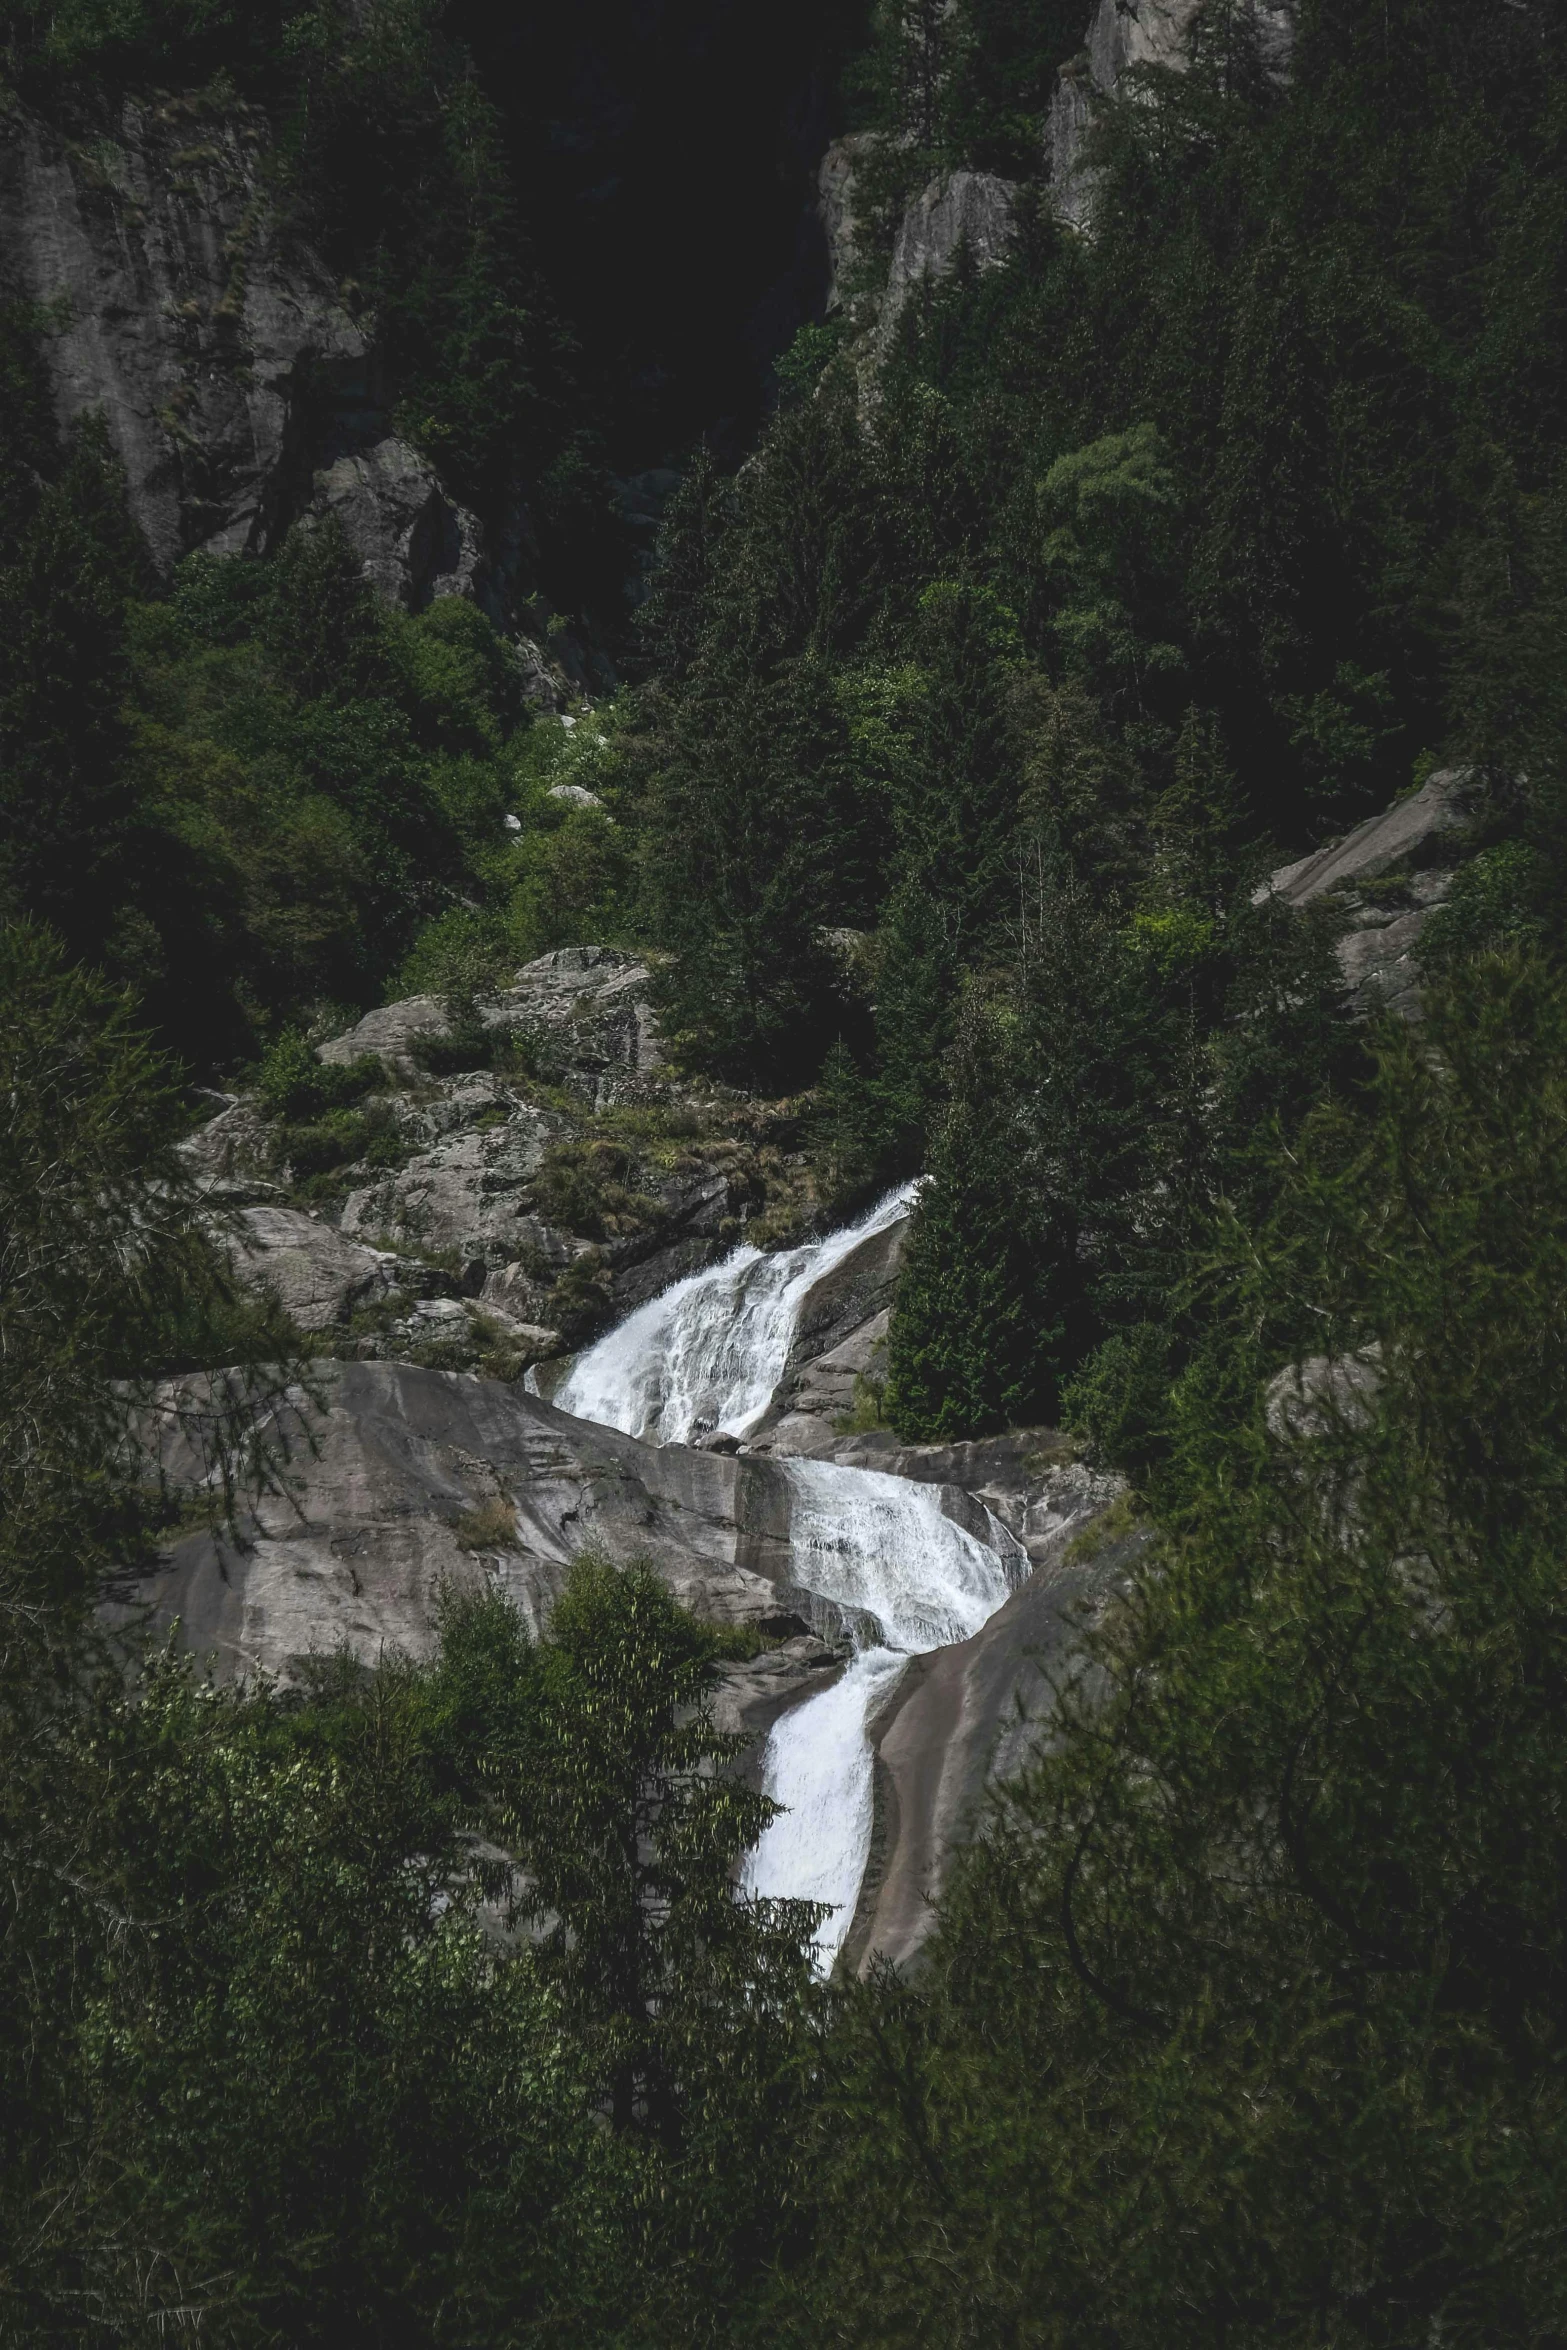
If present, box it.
[843,1494,1144,1977]
[745,1213,908,1457]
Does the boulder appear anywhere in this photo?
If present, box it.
[1259,769,1472,907]
[308,435,486,610]
[316,994,445,1071]
[227,1204,396,1330]
[547,783,607,812]
[1333,877,1454,1021]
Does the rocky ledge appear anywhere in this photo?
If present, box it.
[185,947,822,1365]
[137,1354,1133,1979]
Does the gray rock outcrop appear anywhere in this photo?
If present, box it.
[140,1362,805,1680]
[0,88,497,613]
[818,131,881,315]
[318,948,663,1106]
[881,168,1020,339]
[745,1209,908,1456]
[1049,0,1296,230]
[0,90,364,572]
[338,1089,573,1264]
[308,433,486,609]
[1262,769,1472,907]
[1258,769,1475,1020]
[226,1204,397,1331]
[844,1485,1143,1975]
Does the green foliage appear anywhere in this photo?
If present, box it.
[0,412,144,954]
[252,1025,382,1120]
[113,549,552,1067]
[885,994,1066,1439]
[805,951,1567,2347]
[1417,837,1549,971]
[0,924,295,1636]
[0,1008,823,2338]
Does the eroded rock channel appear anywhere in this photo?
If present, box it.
[146,950,1151,1975]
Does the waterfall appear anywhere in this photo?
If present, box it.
[548,1178,1024,1975]
[778,1457,1020,1652]
[552,1181,916,1444]
[740,1460,1022,1969]
[737,1646,908,1969]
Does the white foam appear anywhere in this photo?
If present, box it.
[739,1646,908,1971]
[552,1181,916,1444]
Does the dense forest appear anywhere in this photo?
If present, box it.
[4,0,1567,2341]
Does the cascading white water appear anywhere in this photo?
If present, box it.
[739,1461,1021,1968]
[737,1646,908,1968]
[547,1178,1023,1975]
[552,1181,917,1445]
[778,1457,1020,1652]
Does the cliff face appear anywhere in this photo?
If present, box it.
[0,85,494,610]
[1051,0,1296,227]
[819,0,1298,356]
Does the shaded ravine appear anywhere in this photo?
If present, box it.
[555,1189,1024,1970]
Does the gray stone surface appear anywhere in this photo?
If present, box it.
[1049,0,1295,230]
[318,951,662,1103]
[745,1212,908,1454]
[226,1205,397,1330]
[139,1363,813,1681]
[316,995,447,1071]
[844,1488,1144,1977]
[339,1096,573,1262]
[1258,771,1475,1021]
[881,169,1019,341]
[0,91,523,623]
[817,130,883,315]
[309,434,485,610]
[1261,770,1472,907]
[0,91,366,574]
[180,1096,277,1192]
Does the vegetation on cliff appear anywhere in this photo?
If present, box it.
[4,1,1567,2342]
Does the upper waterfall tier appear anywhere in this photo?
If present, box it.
[553,1183,917,1445]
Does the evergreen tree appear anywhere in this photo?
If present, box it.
[808,950,1567,2350]
[0,416,145,951]
[873,581,1024,1141]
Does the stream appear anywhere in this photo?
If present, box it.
[553,1188,1023,1970]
